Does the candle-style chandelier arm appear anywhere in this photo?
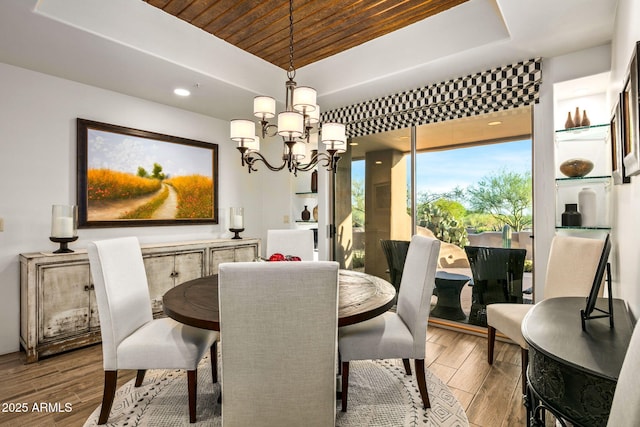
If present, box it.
[238,146,288,173]
[294,149,341,173]
[258,120,279,138]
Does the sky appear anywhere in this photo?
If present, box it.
[87,129,213,177]
[352,139,532,201]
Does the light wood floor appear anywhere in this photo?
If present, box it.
[0,325,526,427]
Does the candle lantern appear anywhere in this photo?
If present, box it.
[229,207,244,239]
[50,205,78,253]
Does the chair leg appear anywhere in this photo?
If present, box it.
[211,342,218,384]
[415,359,431,409]
[521,348,529,396]
[341,361,349,412]
[402,358,412,375]
[135,370,146,387]
[98,370,118,425]
[188,369,197,423]
[487,325,496,364]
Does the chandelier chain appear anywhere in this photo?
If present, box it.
[287,0,296,80]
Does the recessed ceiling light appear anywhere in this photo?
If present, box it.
[349,142,359,146]
[375,160,382,165]
[488,121,502,126]
[174,88,191,97]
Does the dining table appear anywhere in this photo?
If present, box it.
[163,269,397,330]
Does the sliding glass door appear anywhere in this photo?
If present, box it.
[334,106,533,326]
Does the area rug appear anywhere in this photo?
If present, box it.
[84,357,468,427]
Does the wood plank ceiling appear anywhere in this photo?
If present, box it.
[144,0,468,69]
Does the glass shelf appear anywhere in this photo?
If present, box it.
[295,191,317,196]
[555,226,611,230]
[554,123,609,143]
[295,220,317,224]
[555,175,612,182]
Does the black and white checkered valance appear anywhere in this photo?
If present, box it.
[321,58,542,138]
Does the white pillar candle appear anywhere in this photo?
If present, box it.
[51,205,77,238]
[229,207,244,229]
[52,217,74,237]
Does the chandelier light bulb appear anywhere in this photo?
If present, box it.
[253,96,276,119]
[321,123,346,145]
[291,142,306,159]
[307,105,320,124]
[245,135,260,152]
[293,86,317,113]
[230,119,256,142]
[277,111,304,138]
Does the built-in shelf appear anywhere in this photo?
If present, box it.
[295,220,317,224]
[295,191,318,197]
[554,122,611,230]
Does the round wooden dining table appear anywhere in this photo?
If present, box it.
[163,269,396,330]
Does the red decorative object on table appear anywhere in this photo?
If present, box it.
[268,253,301,261]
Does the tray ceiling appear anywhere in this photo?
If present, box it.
[144,0,468,69]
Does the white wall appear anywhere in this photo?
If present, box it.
[609,0,640,320]
[0,62,263,355]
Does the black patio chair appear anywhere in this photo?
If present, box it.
[464,246,526,327]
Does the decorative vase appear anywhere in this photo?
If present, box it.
[311,169,318,193]
[578,187,597,227]
[581,110,591,127]
[301,205,311,221]
[573,107,581,128]
[559,158,594,177]
[313,204,318,221]
[561,203,582,227]
[565,112,575,129]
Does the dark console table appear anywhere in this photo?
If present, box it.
[522,297,633,427]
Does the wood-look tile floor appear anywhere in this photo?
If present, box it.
[0,326,527,426]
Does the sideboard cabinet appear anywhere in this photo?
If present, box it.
[20,238,260,363]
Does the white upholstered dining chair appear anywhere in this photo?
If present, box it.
[266,228,315,260]
[88,237,218,424]
[607,318,640,427]
[218,261,339,427]
[487,234,610,395]
[338,234,440,411]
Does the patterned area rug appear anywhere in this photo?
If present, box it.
[84,358,468,427]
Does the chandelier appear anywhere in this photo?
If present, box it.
[229,0,346,175]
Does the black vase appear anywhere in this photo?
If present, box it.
[301,206,311,221]
[561,203,582,227]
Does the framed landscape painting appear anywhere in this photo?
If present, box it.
[77,119,218,228]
